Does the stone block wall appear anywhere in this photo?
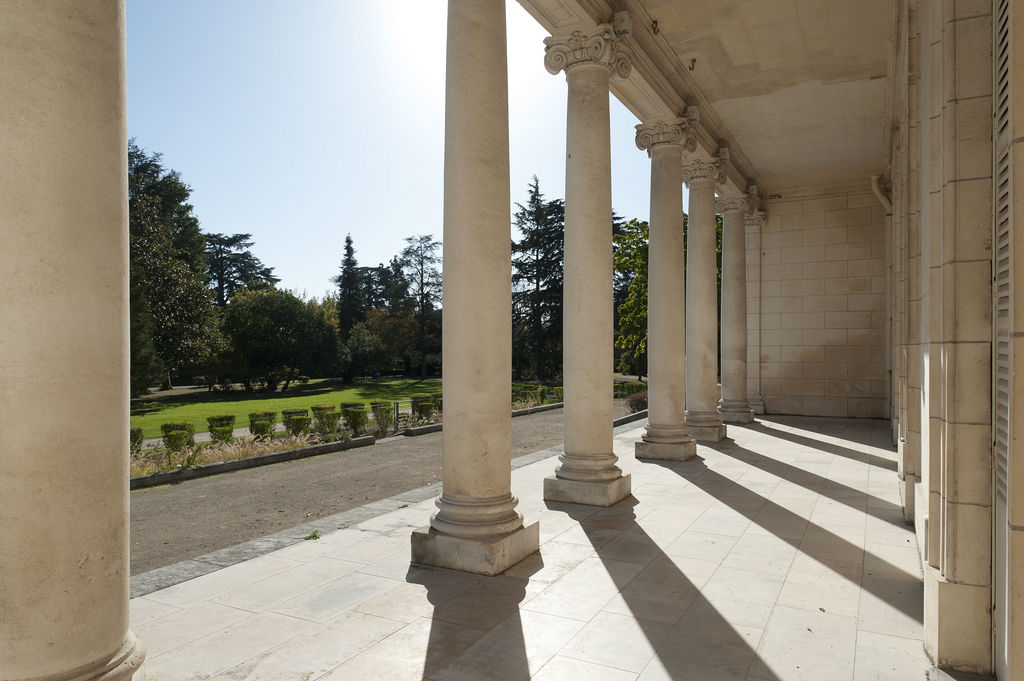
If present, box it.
[748,190,887,418]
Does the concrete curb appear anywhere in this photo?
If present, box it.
[402,401,566,437]
[130,436,376,490]
[614,409,648,427]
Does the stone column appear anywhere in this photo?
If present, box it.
[542,27,632,506]
[0,3,146,680]
[682,160,728,442]
[745,209,766,414]
[411,0,539,576]
[634,120,697,461]
[717,197,755,423]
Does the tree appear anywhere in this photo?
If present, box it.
[400,234,443,378]
[613,218,650,379]
[332,234,366,339]
[129,142,220,392]
[204,233,278,307]
[221,288,317,391]
[511,177,564,379]
[343,322,388,378]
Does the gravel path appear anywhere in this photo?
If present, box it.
[130,403,630,575]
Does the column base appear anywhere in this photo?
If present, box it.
[688,424,728,442]
[923,565,992,672]
[900,474,917,524]
[543,473,631,507]
[411,522,539,576]
[748,395,765,415]
[719,407,754,424]
[55,634,147,681]
[635,439,697,461]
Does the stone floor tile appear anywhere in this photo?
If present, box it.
[721,533,799,576]
[319,616,485,681]
[270,571,398,623]
[602,554,718,623]
[852,630,931,681]
[522,556,643,622]
[128,596,180,627]
[352,579,456,623]
[688,504,755,537]
[664,529,738,563]
[208,611,403,681]
[134,601,251,657]
[213,556,364,612]
[502,539,592,587]
[561,610,672,673]
[856,572,924,640]
[142,611,318,680]
[431,575,532,630]
[429,608,586,681]
[638,615,763,681]
[747,605,858,681]
[596,528,668,566]
[144,555,300,608]
[685,566,787,629]
[327,533,408,564]
[532,655,638,681]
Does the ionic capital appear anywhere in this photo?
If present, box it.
[745,210,767,229]
[544,26,631,79]
[680,159,726,185]
[635,119,697,156]
[715,197,749,214]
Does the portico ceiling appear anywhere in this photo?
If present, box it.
[517,0,892,195]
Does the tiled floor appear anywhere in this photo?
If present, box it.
[132,416,931,680]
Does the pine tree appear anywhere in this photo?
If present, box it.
[204,233,278,306]
[332,234,366,340]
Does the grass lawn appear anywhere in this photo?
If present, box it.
[131,378,443,438]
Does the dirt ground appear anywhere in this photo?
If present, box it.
[130,403,631,575]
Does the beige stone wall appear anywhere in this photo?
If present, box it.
[750,191,888,419]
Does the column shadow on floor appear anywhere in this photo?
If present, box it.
[651,457,923,624]
[411,557,542,681]
[734,419,899,472]
[555,498,784,681]
[711,440,908,528]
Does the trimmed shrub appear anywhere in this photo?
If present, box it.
[284,415,312,436]
[130,427,144,455]
[553,386,564,401]
[298,375,310,384]
[248,412,276,431]
[341,403,368,436]
[415,399,436,421]
[409,393,432,411]
[251,419,274,437]
[313,410,342,437]
[623,381,647,397]
[207,414,235,430]
[626,391,648,413]
[163,430,191,452]
[310,404,336,417]
[160,421,194,445]
[281,408,308,419]
[371,401,395,437]
[210,426,234,443]
[537,386,548,403]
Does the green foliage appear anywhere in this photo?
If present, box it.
[281,408,308,419]
[310,404,336,416]
[130,427,144,455]
[622,381,647,397]
[613,219,650,375]
[343,322,387,379]
[312,410,342,437]
[414,399,436,421]
[204,232,278,307]
[210,426,234,443]
[251,419,274,437]
[371,401,396,437]
[400,235,442,378]
[163,430,191,452]
[160,421,195,442]
[284,415,312,436]
[206,414,235,429]
[341,403,368,436]
[626,391,648,413]
[248,411,276,431]
[304,529,321,541]
[553,386,564,401]
[512,177,565,380]
[333,234,366,341]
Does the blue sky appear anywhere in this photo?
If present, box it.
[127,1,656,298]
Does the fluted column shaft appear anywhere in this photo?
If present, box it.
[543,28,631,506]
[684,162,727,441]
[411,0,538,575]
[0,2,145,679]
[634,121,696,461]
[718,199,754,423]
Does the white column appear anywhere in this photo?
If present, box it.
[411,0,539,576]
[0,3,146,680]
[634,120,697,461]
[542,27,632,506]
[745,210,766,413]
[682,160,728,442]
[717,197,755,423]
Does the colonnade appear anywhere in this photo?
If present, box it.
[1,5,763,678]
